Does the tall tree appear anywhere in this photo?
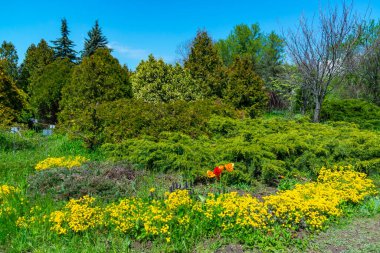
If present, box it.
[82,20,109,58]
[60,49,131,148]
[51,18,77,62]
[22,39,55,95]
[286,1,362,122]
[29,58,73,123]
[224,56,268,117]
[215,24,284,84]
[0,41,18,81]
[184,30,224,98]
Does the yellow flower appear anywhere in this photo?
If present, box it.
[149,188,156,193]
[207,170,216,178]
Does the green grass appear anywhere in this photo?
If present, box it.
[0,131,103,187]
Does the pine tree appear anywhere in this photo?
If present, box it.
[51,18,77,62]
[82,20,109,58]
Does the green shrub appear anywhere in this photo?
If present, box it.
[321,98,380,130]
[74,99,237,147]
[102,116,380,183]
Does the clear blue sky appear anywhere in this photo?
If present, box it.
[1,0,379,69]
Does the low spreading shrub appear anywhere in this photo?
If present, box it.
[60,98,237,148]
[321,98,380,130]
[103,116,380,183]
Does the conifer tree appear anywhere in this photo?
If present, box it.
[184,30,224,98]
[82,20,109,58]
[224,56,268,117]
[51,18,77,62]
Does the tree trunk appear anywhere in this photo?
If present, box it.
[313,99,321,122]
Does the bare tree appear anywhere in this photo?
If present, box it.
[175,39,192,65]
[286,1,363,122]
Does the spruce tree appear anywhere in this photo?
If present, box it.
[82,20,109,58]
[51,18,77,62]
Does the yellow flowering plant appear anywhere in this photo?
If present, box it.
[16,165,377,245]
[35,156,88,171]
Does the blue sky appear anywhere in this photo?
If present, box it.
[1,0,379,69]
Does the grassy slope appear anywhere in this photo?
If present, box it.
[1,129,379,252]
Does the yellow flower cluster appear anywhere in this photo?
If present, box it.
[35,156,88,171]
[17,166,377,241]
[0,185,20,217]
[49,195,103,234]
[200,192,269,231]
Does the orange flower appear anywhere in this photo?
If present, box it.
[218,165,225,172]
[207,170,216,178]
[225,163,234,172]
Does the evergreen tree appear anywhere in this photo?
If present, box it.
[60,49,131,148]
[184,30,224,98]
[0,41,18,81]
[29,58,73,123]
[132,55,201,102]
[224,56,268,117]
[82,20,109,58]
[51,18,77,62]
[23,39,55,95]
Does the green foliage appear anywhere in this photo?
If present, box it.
[23,39,55,95]
[0,65,26,125]
[184,30,225,98]
[51,18,77,62]
[86,99,235,145]
[103,116,380,183]
[0,41,18,81]
[59,49,131,148]
[29,58,73,123]
[82,20,109,58]
[132,55,202,102]
[266,64,301,110]
[224,56,268,117]
[340,19,380,105]
[215,24,284,83]
[0,130,36,151]
[321,98,380,130]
